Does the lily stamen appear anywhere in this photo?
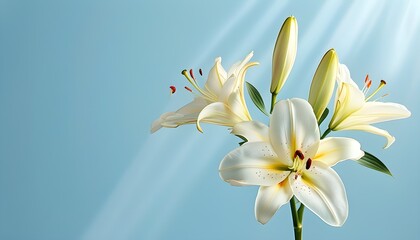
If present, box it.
[306,158,312,170]
[199,68,203,76]
[189,69,195,80]
[362,74,372,94]
[169,85,176,94]
[181,69,214,99]
[294,150,304,160]
[372,93,389,102]
[365,80,386,101]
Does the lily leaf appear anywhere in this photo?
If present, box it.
[318,108,329,126]
[356,151,392,176]
[246,81,269,116]
[235,135,248,146]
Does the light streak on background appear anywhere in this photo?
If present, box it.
[82,1,262,239]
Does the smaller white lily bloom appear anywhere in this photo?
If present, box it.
[220,98,364,226]
[151,52,258,133]
[329,64,411,148]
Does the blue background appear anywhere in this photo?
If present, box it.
[1,0,419,239]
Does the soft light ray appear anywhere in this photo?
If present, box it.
[190,0,258,68]
[390,0,420,77]
[296,0,383,89]
[81,132,199,240]
[81,2,258,239]
[298,1,343,61]
[324,0,381,58]
[227,0,289,63]
[144,137,231,240]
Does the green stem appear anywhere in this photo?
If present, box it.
[320,128,331,140]
[290,197,302,240]
[270,93,277,114]
[297,203,305,224]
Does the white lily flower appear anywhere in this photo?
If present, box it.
[151,52,258,133]
[220,98,364,226]
[329,64,411,148]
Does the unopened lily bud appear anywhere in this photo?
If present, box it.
[308,49,338,121]
[270,16,298,95]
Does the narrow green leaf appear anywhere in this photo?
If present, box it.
[235,135,248,146]
[246,81,269,116]
[356,151,392,176]
[318,108,329,126]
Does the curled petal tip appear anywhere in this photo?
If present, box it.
[196,121,204,133]
[383,136,396,149]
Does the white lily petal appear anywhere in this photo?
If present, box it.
[151,112,174,133]
[338,101,411,128]
[314,137,364,167]
[291,162,348,227]
[227,51,254,78]
[227,91,251,121]
[216,61,256,122]
[330,81,366,129]
[270,98,320,164]
[231,121,269,143]
[219,142,290,186]
[220,61,258,100]
[218,75,236,102]
[196,102,243,132]
[205,57,227,94]
[176,97,209,114]
[337,64,359,88]
[343,124,395,149]
[255,179,293,224]
[151,97,209,133]
[226,63,258,118]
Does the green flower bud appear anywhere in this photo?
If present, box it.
[308,49,339,121]
[270,16,298,95]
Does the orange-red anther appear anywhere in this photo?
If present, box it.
[189,69,195,80]
[306,158,312,170]
[365,74,370,83]
[170,85,176,94]
[184,86,192,92]
[294,150,305,160]
[367,80,372,88]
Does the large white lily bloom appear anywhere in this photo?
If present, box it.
[151,52,258,133]
[329,64,411,148]
[220,98,364,226]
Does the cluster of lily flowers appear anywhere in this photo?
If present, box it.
[151,16,410,229]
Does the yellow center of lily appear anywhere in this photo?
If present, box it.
[289,150,312,177]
